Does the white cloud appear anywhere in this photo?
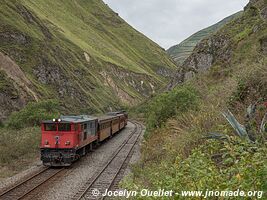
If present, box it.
[103,0,249,49]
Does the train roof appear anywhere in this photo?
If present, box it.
[42,115,97,123]
[106,111,127,116]
[98,115,118,122]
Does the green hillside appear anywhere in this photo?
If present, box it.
[0,0,177,120]
[125,0,267,196]
[167,12,242,65]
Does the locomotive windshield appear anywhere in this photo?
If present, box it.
[44,123,57,131]
[58,123,71,132]
[44,123,71,131]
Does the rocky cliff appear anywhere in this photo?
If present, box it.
[0,0,177,121]
[169,0,267,87]
[167,12,241,66]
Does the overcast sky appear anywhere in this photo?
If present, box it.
[103,0,249,49]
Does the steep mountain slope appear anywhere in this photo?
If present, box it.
[168,0,267,86]
[125,0,267,194]
[167,12,242,65]
[0,0,177,121]
[181,0,267,79]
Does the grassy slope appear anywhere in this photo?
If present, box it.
[124,1,267,198]
[0,127,40,179]
[167,12,242,65]
[0,0,177,179]
[0,0,177,115]
[23,0,174,74]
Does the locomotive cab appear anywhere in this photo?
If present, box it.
[40,116,98,166]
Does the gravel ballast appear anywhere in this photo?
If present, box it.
[33,122,139,200]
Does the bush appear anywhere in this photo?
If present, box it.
[0,126,41,179]
[0,127,40,164]
[122,139,267,200]
[145,85,199,135]
[6,99,60,129]
[228,65,267,107]
[0,120,4,128]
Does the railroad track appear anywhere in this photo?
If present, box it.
[0,167,64,200]
[73,121,143,200]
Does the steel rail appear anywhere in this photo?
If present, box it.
[0,167,64,200]
[74,121,142,200]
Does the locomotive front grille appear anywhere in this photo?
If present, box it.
[41,148,77,166]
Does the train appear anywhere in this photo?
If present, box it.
[40,111,128,166]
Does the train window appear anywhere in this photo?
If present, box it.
[58,123,71,132]
[44,123,57,131]
[83,123,88,140]
[75,124,79,131]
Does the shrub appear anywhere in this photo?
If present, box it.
[0,127,40,171]
[0,120,4,128]
[122,139,267,200]
[145,85,199,135]
[228,65,267,107]
[6,99,60,129]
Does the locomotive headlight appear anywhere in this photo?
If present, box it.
[65,141,71,145]
[45,140,49,145]
[58,119,62,122]
[53,119,56,122]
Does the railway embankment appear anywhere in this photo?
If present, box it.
[0,121,144,200]
[0,100,59,180]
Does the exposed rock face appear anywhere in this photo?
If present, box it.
[185,53,213,72]
[0,31,29,45]
[15,4,52,39]
[261,6,267,20]
[184,0,266,73]
[0,0,177,118]
[0,51,38,99]
[260,36,267,54]
[174,18,238,85]
[167,69,184,90]
[156,67,174,77]
[0,93,24,122]
[0,52,38,121]
[33,59,83,101]
[182,34,232,74]
[168,0,267,89]
[0,71,31,122]
[167,12,242,66]
[245,0,267,21]
[33,60,61,85]
[100,65,159,104]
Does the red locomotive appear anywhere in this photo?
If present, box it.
[40,111,128,166]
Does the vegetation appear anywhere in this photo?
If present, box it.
[0,127,40,179]
[0,100,59,179]
[167,12,242,65]
[0,0,177,117]
[145,85,199,135]
[6,99,60,129]
[0,0,176,180]
[0,0,178,179]
[122,1,267,199]
[122,64,267,200]
[0,70,17,96]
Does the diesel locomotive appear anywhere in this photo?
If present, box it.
[40,111,128,166]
